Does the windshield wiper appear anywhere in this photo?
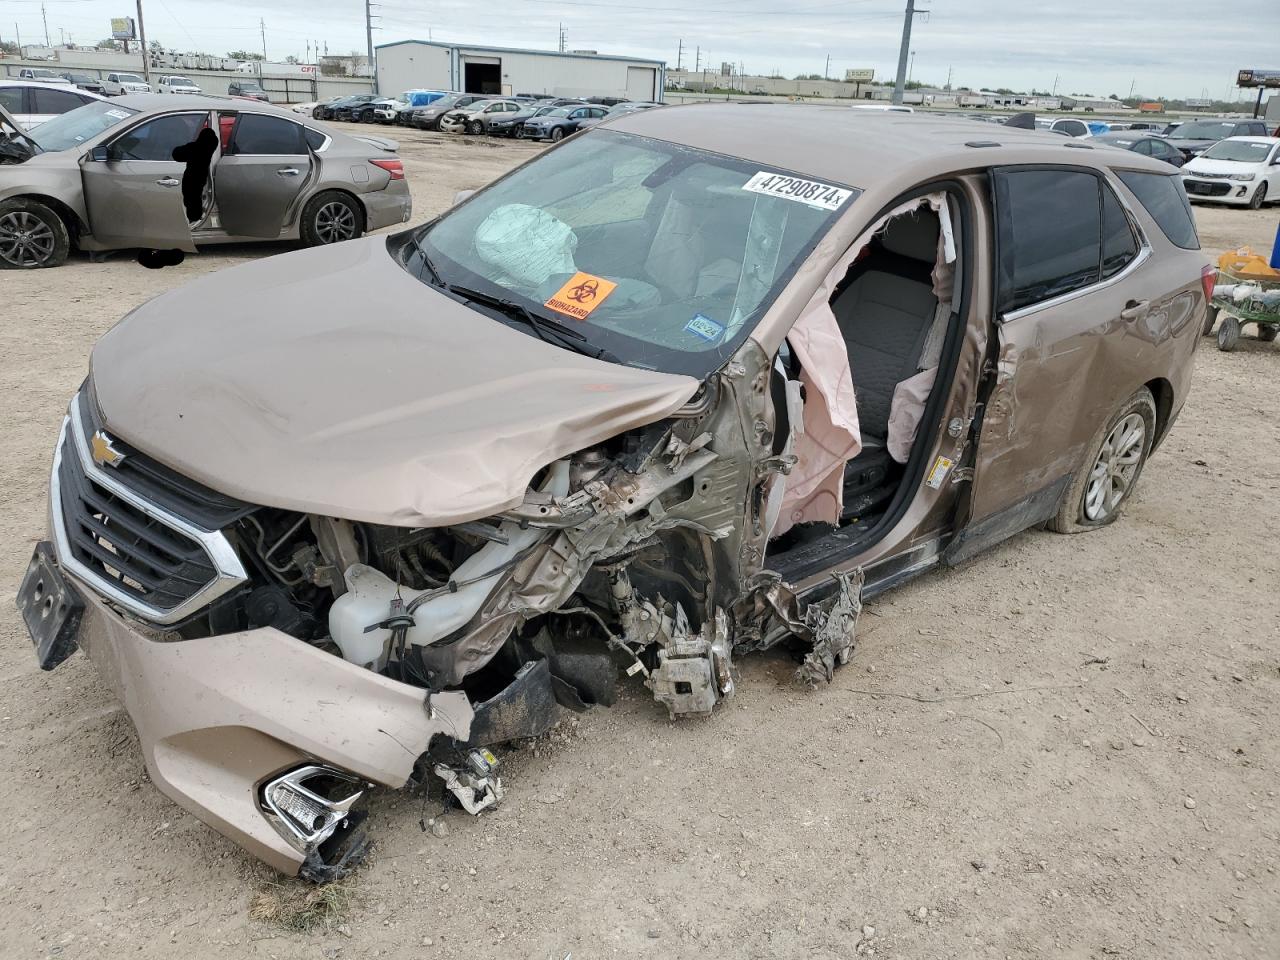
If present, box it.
[447,284,619,363]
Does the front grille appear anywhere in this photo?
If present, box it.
[51,399,248,624]
[78,391,255,532]
[1185,180,1231,197]
[57,431,218,613]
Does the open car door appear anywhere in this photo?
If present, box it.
[80,110,204,253]
[214,112,312,238]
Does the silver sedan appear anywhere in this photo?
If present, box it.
[0,94,412,268]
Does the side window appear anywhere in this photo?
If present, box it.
[1100,182,1139,279]
[230,114,303,155]
[993,169,1102,313]
[111,113,206,161]
[303,126,326,151]
[1132,139,1153,155]
[0,86,24,115]
[32,87,89,114]
[1116,170,1199,250]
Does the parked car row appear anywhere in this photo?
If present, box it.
[426,95,662,141]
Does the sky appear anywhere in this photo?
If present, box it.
[2,0,1278,101]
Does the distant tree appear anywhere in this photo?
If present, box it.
[904,80,925,90]
[97,38,121,50]
[0,39,18,55]
[793,73,824,81]
[285,55,299,64]
[228,50,264,61]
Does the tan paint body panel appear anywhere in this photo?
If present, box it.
[73,581,473,876]
[90,237,700,527]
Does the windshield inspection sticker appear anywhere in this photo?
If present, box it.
[684,313,725,342]
[544,271,618,320]
[742,171,853,212]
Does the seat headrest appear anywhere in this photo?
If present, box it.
[879,211,938,263]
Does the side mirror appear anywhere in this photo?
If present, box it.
[89,145,110,162]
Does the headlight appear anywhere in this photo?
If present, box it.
[1228,173,1256,181]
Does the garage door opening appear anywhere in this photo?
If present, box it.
[464,61,502,95]
[626,66,656,101]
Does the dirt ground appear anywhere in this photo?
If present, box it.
[2,124,1278,960]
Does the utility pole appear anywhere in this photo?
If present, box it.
[676,38,683,71]
[891,0,928,105]
[824,53,830,80]
[365,0,377,92]
[1052,74,1059,96]
[260,18,268,62]
[135,0,150,82]
[945,64,952,90]
[1127,77,1136,100]
[41,3,49,46]
[15,22,21,54]
[694,45,700,73]
[558,23,566,53]
[908,49,915,84]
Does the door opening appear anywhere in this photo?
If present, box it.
[463,62,502,95]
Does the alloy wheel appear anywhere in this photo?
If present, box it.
[0,210,56,267]
[1083,413,1146,521]
[313,202,357,243]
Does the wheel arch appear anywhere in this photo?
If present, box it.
[2,193,85,244]
[1144,376,1175,450]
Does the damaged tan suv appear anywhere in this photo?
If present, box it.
[18,105,1208,879]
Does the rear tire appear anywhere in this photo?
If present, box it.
[1248,182,1268,210]
[1202,304,1218,337]
[1217,315,1241,351]
[1257,324,1278,343]
[300,191,365,247]
[0,198,71,269]
[550,126,566,142]
[1048,387,1156,534]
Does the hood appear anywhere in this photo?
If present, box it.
[90,238,700,527]
[1167,139,1215,153]
[1183,157,1261,176]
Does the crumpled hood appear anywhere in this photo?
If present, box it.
[90,238,700,527]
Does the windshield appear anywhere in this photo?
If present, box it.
[168,76,194,85]
[32,70,60,78]
[30,101,138,151]
[1201,139,1273,162]
[117,74,145,83]
[414,129,857,377]
[545,108,572,118]
[1169,121,1234,140]
[240,82,264,91]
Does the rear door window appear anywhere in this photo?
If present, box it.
[31,86,89,114]
[0,86,26,115]
[1100,182,1139,279]
[993,169,1102,312]
[1116,170,1199,250]
[229,113,303,154]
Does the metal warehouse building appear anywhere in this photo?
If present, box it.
[375,41,666,102]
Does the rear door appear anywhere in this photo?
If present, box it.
[947,165,1154,563]
[81,110,206,252]
[214,112,311,238]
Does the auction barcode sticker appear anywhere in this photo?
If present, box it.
[742,171,852,212]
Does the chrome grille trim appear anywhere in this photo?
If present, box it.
[49,400,248,625]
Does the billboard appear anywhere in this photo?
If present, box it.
[844,68,874,82]
[1236,69,1280,89]
[1184,98,1212,108]
[110,17,136,40]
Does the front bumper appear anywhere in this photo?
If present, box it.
[362,178,412,231]
[45,562,472,875]
[438,117,467,132]
[1182,176,1257,204]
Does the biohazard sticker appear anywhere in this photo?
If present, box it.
[742,171,853,212]
[544,272,618,320]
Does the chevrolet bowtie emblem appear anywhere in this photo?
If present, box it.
[90,429,126,468]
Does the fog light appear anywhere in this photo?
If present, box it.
[263,765,364,848]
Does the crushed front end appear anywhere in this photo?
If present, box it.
[18,342,862,876]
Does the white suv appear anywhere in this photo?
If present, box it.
[102,72,152,96]
[156,75,202,95]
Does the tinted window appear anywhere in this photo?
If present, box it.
[231,114,302,154]
[994,169,1101,312]
[1116,171,1199,250]
[31,87,88,114]
[112,113,206,161]
[1132,139,1152,155]
[0,86,24,115]
[303,126,326,151]
[1100,183,1138,279]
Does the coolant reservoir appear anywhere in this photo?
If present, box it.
[328,461,570,668]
